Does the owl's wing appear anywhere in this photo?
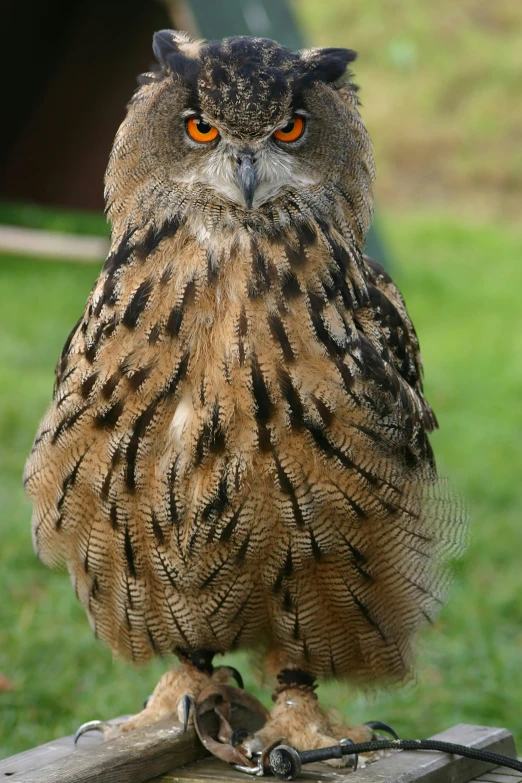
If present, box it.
[359,255,438,435]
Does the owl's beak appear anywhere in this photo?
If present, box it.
[236,152,256,209]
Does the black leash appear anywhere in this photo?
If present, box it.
[268,738,522,779]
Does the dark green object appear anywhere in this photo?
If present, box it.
[188,0,389,269]
[187,0,303,49]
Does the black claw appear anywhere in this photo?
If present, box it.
[365,720,400,740]
[142,694,152,710]
[182,694,193,732]
[221,665,244,689]
[230,727,251,747]
[229,666,244,689]
[340,738,358,771]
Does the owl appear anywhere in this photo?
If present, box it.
[24,31,465,765]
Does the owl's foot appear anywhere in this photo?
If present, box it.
[240,672,377,771]
[75,655,244,743]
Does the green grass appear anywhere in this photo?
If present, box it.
[1,211,521,758]
[0,202,109,237]
[293,0,522,220]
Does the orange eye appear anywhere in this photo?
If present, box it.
[273,116,305,143]
[186,117,219,143]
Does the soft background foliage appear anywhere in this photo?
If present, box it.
[1,0,521,759]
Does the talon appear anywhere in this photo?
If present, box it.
[339,738,358,771]
[365,720,399,740]
[230,727,251,746]
[74,720,111,745]
[215,665,244,689]
[224,666,244,689]
[182,694,193,732]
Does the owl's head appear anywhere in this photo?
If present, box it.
[106,32,374,243]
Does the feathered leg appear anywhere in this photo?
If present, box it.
[242,669,374,769]
[75,649,238,742]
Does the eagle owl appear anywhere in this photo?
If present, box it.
[25,32,465,761]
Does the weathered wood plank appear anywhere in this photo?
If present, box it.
[160,724,517,783]
[2,722,516,783]
[472,772,522,783]
[0,734,93,777]
[475,765,522,778]
[161,756,353,782]
[0,719,118,777]
[350,724,517,783]
[0,226,108,261]
[1,721,199,783]
[0,707,262,783]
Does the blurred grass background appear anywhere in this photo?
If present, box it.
[298,0,522,220]
[1,0,522,760]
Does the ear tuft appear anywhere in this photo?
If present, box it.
[152,30,201,83]
[299,47,357,87]
[152,30,179,67]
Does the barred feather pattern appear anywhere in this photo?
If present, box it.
[25,202,466,681]
[25,33,467,683]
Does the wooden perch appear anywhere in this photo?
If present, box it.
[0,705,262,783]
[0,723,518,783]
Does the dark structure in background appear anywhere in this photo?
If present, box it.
[1,0,171,210]
[0,0,386,263]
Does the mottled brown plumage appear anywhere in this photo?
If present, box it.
[25,31,465,757]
